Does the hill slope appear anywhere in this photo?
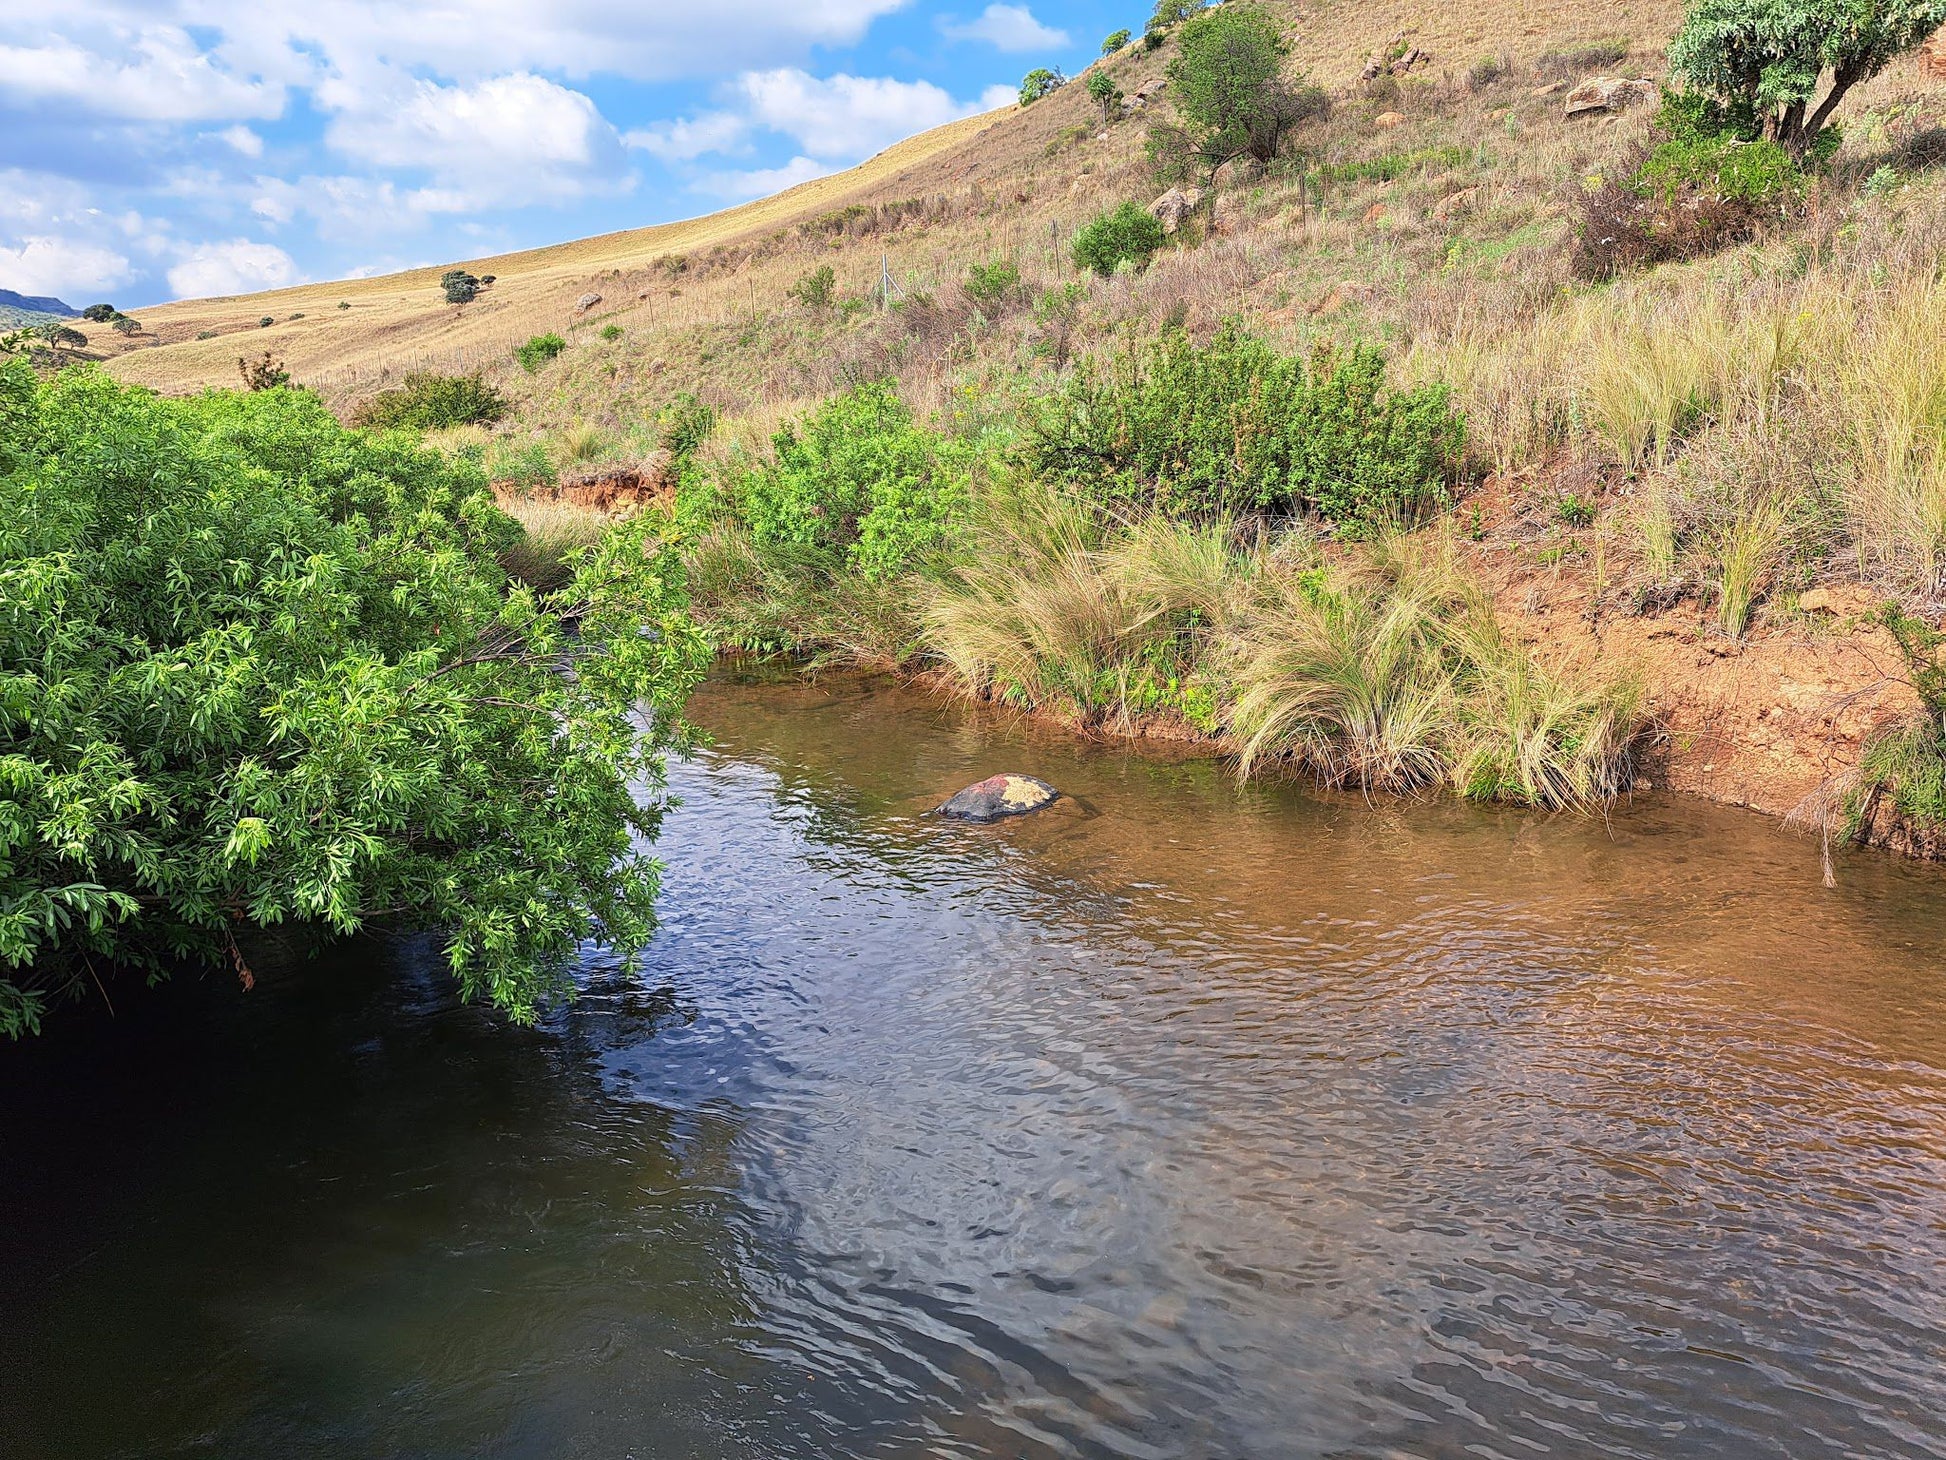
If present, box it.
[0,289,78,328]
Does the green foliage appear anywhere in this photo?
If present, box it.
[788,264,837,309]
[237,350,290,391]
[1070,201,1167,276]
[599,323,624,342]
[81,304,118,323]
[41,324,87,349]
[441,269,481,305]
[1148,0,1207,31]
[1027,323,1464,529]
[1668,0,1946,157]
[0,362,707,1036]
[1152,3,1321,176]
[1103,28,1133,53]
[1636,130,1805,205]
[732,382,971,582]
[111,315,140,336]
[1842,607,1946,839]
[259,317,274,328]
[965,258,1022,306]
[338,301,351,310]
[1019,68,1066,106]
[486,437,555,492]
[658,391,718,459]
[1086,70,1125,123]
[515,332,568,373]
[1320,145,1471,184]
[353,372,509,432]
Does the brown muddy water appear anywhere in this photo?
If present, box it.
[3,668,1945,1459]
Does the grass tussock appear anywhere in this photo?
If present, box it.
[498,496,614,591]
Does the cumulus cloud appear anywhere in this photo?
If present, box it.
[623,113,751,163]
[167,238,299,298]
[0,26,284,122]
[214,125,264,157]
[736,69,1003,160]
[693,155,833,202]
[0,236,132,299]
[940,5,1069,52]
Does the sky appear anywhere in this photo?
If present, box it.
[0,1,1135,308]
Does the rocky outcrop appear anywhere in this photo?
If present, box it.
[557,451,676,511]
[1148,186,1205,235]
[575,292,603,312]
[1564,77,1657,118]
[936,774,1060,823]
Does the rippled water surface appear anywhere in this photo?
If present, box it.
[5,669,1946,1459]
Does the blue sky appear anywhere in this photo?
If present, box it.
[0,2,1135,308]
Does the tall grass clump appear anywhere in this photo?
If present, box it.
[499,497,614,591]
[352,371,507,431]
[1835,278,1946,588]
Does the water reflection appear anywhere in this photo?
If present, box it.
[3,669,1944,1458]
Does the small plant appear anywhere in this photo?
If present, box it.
[1467,55,1508,89]
[514,332,567,373]
[1555,493,1597,527]
[1102,28,1132,54]
[258,316,274,328]
[1018,68,1066,106]
[1086,70,1124,125]
[599,323,624,342]
[1070,201,1167,276]
[658,392,718,459]
[338,300,351,310]
[559,422,608,463]
[352,371,508,431]
[964,259,1022,306]
[788,264,837,309]
[195,329,218,340]
[237,350,290,391]
[441,269,481,305]
[1865,164,1902,196]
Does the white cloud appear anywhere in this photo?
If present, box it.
[323,71,627,209]
[736,69,1001,160]
[215,124,264,157]
[623,112,750,163]
[940,4,1069,52]
[166,238,299,298]
[0,236,132,299]
[0,26,284,121]
[693,155,834,202]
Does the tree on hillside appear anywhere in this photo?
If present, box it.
[441,269,481,304]
[1019,67,1067,106]
[1148,4,1328,183]
[1669,0,1946,158]
[39,323,87,350]
[1086,70,1126,124]
[1103,28,1133,54]
[110,314,141,335]
[82,303,118,323]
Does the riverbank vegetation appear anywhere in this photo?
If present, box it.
[0,361,706,1035]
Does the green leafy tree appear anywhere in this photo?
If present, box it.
[0,362,708,1036]
[38,323,87,350]
[1102,28,1133,53]
[441,269,481,304]
[81,304,118,323]
[1018,67,1067,106]
[1668,0,1946,158]
[1150,4,1325,182]
[1070,201,1168,275]
[110,315,141,335]
[1086,70,1126,124]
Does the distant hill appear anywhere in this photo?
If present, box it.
[0,288,79,328]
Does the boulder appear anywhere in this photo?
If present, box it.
[575,291,603,311]
[1148,186,1204,234]
[1564,77,1657,118]
[1531,81,1565,97]
[936,774,1060,823]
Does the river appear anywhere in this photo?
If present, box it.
[4,669,1945,1459]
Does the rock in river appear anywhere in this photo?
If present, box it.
[936,774,1060,823]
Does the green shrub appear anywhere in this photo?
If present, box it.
[1070,201,1167,276]
[515,332,568,372]
[1027,323,1464,528]
[1019,68,1066,106]
[353,371,508,431]
[599,323,624,342]
[1103,27,1132,53]
[0,360,706,1036]
[486,437,556,491]
[259,316,274,328]
[441,269,481,304]
[658,391,718,458]
[788,264,837,309]
[733,382,970,581]
[965,258,1022,306]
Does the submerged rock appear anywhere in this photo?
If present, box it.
[936,774,1060,823]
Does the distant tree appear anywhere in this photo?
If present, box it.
[1149,4,1326,182]
[1146,0,1207,40]
[1668,0,1946,158]
[259,316,275,328]
[788,264,837,309]
[1086,70,1126,124]
[441,269,481,304]
[44,324,87,350]
[1019,68,1067,106]
[238,350,290,391]
[110,315,141,335]
[338,300,351,310]
[81,304,118,323]
[1102,28,1133,54]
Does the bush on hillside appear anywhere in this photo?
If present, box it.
[658,391,718,459]
[965,259,1022,306]
[1149,3,1326,180]
[353,371,508,431]
[788,264,837,309]
[1019,68,1066,106]
[1071,201,1167,276]
[733,381,970,581]
[1027,323,1465,529]
[515,332,568,372]
[1102,28,1132,54]
[1086,71,1125,125]
[0,360,707,1036]
[442,269,482,304]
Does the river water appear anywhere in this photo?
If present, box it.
[4,669,1945,1459]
